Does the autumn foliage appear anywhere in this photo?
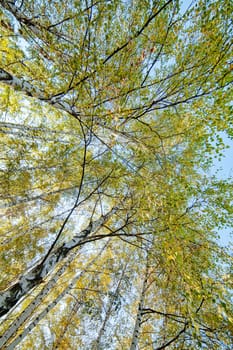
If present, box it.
[0,0,233,349]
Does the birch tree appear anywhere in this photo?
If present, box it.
[0,0,233,349]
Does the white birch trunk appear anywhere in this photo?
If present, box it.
[0,207,116,318]
[0,68,80,118]
[2,243,109,350]
[95,263,128,349]
[130,255,149,350]
[0,250,77,348]
[1,0,70,41]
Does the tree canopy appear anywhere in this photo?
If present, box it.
[0,0,233,349]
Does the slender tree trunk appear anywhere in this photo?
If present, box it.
[0,68,80,118]
[2,242,109,350]
[0,207,116,317]
[0,0,73,45]
[0,250,78,348]
[130,253,149,350]
[95,262,128,349]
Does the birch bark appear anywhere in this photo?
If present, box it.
[130,253,149,350]
[95,262,128,349]
[0,207,116,317]
[2,242,109,350]
[0,68,80,118]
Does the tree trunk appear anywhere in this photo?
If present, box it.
[95,262,128,349]
[1,242,109,350]
[0,208,116,317]
[130,253,149,350]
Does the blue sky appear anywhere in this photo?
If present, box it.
[213,136,233,179]
[212,135,233,246]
